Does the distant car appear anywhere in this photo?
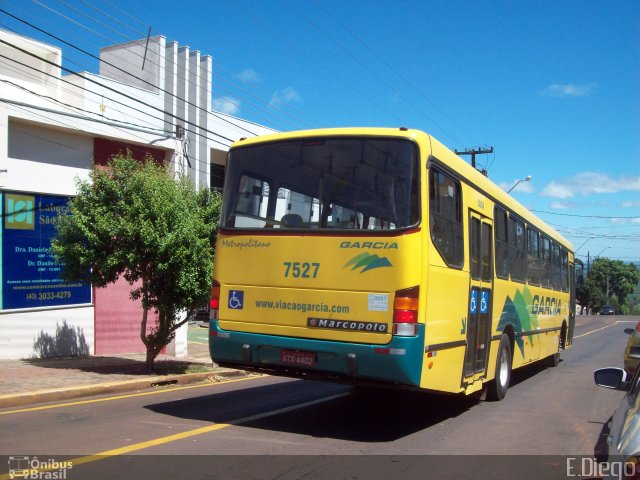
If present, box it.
[188,304,210,326]
[624,322,640,376]
[594,367,640,470]
[600,304,616,315]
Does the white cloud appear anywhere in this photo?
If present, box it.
[539,83,598,98]
[550,201,578,210]
[269,87,300,108]
[541,172,640,199]
[212,96,240,115]
[237,69,260,83]
[622,201,640,208]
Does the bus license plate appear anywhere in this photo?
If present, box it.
[280,350,317,367]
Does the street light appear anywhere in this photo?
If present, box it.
[507,175,532,193]
[575,236,596,254]
[595,245,612,258]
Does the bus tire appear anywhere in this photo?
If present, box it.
[545,343,561,368]
[545,351,560,367]
[487,334,512,401]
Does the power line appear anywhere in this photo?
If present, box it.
[5,2,275,135]
[0,37,238,144]
[4,1,305,133]
[532,209,640,219]
[0,8,268,138]
[284,0,462,145]
[1,49,232,178]
[312,0,482,147]
[230,0,411,128]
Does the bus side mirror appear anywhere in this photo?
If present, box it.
[575,260,584,288]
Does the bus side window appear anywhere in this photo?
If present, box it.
[508,216,526,282]
[552,243,562,290]
[561,249,569,292]
[429,168,464,268]
[527,227,540,286]
[541,236,552,288]
[494,207,509,279]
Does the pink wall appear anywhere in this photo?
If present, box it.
[94,277,160,355]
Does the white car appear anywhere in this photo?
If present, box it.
[594,367,640,477]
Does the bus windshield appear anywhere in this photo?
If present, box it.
[221,137,420,231]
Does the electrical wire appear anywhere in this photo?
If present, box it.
[283,0,462,146]
[0,7,270,138]
[532,209,640,220]
[312,0,483,147]
[0,38,238,144]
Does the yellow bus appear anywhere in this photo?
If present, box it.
[209,128,577,400]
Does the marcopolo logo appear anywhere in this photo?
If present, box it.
[5,194,35,230]
[343,252,392,274]
[307,317,388,333]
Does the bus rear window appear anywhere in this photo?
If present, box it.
[221,137,419,230]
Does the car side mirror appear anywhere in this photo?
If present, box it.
[625,328,635,335]
[594,368,630,391]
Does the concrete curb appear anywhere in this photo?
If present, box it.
[0,369,250,409]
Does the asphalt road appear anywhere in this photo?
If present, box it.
[1,315,638,480]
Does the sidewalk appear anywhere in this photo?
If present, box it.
[0,330,247,409]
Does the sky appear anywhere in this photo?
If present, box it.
[1,0,639,263]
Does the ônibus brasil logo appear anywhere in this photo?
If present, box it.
[343,252,392,273]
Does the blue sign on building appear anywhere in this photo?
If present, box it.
[1,192,92,310]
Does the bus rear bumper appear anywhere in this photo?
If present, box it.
[209,321,424,387]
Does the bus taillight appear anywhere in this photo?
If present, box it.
[210,280,220,320]
[393,286,419,336]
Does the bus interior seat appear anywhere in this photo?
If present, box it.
[281,214,304,228]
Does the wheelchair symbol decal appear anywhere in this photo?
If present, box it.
[470,289,478,314]
[228,290,244,310]
[480,290,489,314]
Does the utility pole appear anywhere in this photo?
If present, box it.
[454,147,494,176]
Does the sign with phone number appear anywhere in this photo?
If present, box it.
[2,192,91,310]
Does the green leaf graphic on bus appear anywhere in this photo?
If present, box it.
[344,252,392,273]
[497,285,539,358]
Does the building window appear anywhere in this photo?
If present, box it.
[210,163,225,192]
[93,138,165,166]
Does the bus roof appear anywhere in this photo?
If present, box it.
[231,127,574,253]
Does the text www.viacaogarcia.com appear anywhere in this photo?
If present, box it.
[254,300,349,314]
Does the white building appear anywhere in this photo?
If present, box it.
[0,29,276,359]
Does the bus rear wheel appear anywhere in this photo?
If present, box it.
[545,342,561,368]
[487,334,512,401]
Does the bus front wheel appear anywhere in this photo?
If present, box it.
[487,334,512,401]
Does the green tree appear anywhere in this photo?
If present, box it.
[628,281,640,315]
[52,154,221,371]
[587,258,640,313]
[576,276,607,314]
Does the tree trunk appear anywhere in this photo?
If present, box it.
[139,278,157,372]
[145,346,158,373]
